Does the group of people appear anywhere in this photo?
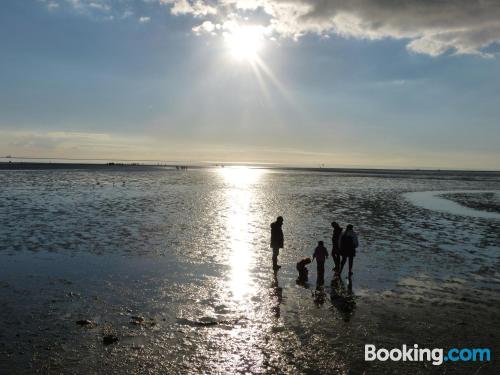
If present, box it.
[270,216,359,284]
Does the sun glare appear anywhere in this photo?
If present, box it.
[218,166,264,301]
[218,166,263,186]
[224,25,264,62]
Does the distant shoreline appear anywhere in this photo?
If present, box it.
[0,162,177,171]
[1,161,499,177]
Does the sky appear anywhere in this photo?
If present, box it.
[0,0,499,169]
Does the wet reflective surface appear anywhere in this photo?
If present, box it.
[405,190,500,219]
[0,167,499,374]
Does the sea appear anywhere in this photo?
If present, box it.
[0,164,499,374]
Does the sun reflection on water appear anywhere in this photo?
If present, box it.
[218,167,264,302]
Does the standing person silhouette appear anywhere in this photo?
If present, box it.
[331,222,343,277]
[339,224,359,278]
[270,216,284,270]
[313,241,329,285]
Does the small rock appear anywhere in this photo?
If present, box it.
[76,320,92,326]
[196,321,217,327]
[130,316,145,325]
[103,335,119,345]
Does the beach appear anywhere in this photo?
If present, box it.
[0,165,499,374]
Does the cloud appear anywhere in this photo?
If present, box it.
[1,130,112,151]
[38,0,60,10]
[139,16,151,23]
[47,1,60,10]
[121,10,134,19]
[192,20,217,34]
[181,0,500,57]
[87,2,111,11]
[41,0,500,57]
[0,130,154,160]
[160,0,217,17]
[62,0,113,15]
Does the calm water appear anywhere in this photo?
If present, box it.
[0,167,499,374]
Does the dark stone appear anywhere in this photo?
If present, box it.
[103,335,119,345]
[130,316,145,325]
[76,320,92,326]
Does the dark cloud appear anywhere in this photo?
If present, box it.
[187,0,500,56]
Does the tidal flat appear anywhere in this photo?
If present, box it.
[0,166,499,374]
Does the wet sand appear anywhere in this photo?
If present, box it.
[442,192,500,214]
[0,167,499,374]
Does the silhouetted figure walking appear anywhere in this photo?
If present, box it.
[296,257,311,283]
[270,216,284,270]
[313,241,328,285]
[331,221,343,276]
[339,224,359,278]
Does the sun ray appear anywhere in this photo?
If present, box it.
[250,59,273,106]
[253,55,298,108]
[221,22,303,118]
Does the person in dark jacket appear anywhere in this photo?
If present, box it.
[339,224,359,278]
[296,257,311,283]
[312,241,329,284]
[331,221,343,276]
[270,216,284,270]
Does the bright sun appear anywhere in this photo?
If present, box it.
[224,25,264,62]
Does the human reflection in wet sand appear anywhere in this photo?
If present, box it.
[270,272,283,318]
[313,285,327,307]
[296,257,311,287]
[330,277,356,322]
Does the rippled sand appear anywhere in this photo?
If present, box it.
[0,167,499,374]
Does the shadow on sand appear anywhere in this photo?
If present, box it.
[330,277,356,321]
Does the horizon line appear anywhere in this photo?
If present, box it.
[1,157,499,173]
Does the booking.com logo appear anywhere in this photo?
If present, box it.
[365,344,492,366]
